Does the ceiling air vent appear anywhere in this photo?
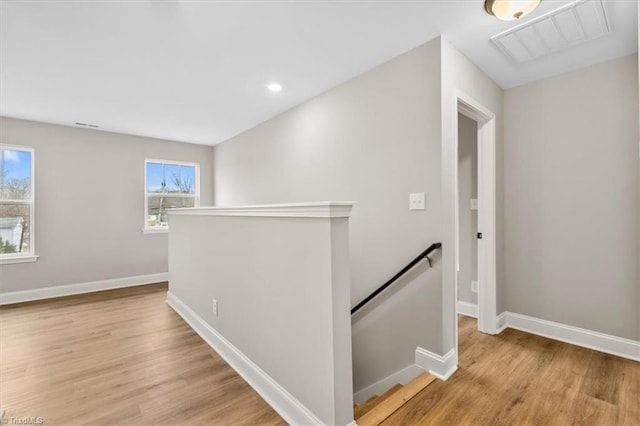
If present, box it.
[490,0,610,64]
[75,122,100,129]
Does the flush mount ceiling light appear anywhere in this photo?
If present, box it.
[485,0,541,21]
[266,82,283,92]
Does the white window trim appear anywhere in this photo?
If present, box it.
[0,254,39,265]
[0,144,37,264]
[143,158,200,233]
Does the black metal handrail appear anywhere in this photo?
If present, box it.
[350,242,442,315]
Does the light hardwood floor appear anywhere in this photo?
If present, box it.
[383,315,640,425]
[0,283,285,425]
[2,285,638,425]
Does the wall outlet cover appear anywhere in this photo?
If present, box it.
[471,281,478,293]
[409,193,426,210]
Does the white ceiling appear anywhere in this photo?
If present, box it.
[1,1,637,146]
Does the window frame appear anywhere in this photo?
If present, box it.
[0,144,38,264]
[143,158,200,234]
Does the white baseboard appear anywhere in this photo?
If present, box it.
[166,291,329,426]
[495,311,508,334]
[0,272,168,305]
[456,301,478,318]
[353,364,424,404]
[415,347,457,380]
[499,311,640,362]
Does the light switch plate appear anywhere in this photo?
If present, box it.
[470,199,478,210]
[409,193,425,210]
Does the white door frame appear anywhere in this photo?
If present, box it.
[453,90,497,336]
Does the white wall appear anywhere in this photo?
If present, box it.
[167,206,353,425]
[457,114,478,305]
[214,38,444,391]
[0,117,214,293]
[504,54,639,341]
[440,38,505,351]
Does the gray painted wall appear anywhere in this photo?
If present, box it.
[213,39,444,391]
[457,114,478,305]
[504,54,639,341]
[0,117,214,293]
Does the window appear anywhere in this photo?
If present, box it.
[144,159,199,232]
[0,145,37,263]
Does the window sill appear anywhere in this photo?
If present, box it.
[142,227,169,234]
[0,254,39,265]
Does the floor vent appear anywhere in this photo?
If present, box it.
[490,0,610,64]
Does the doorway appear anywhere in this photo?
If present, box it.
[457,113,479,320]
[453,92,497,337]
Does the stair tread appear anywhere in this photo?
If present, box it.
[354,384,403,419]
[356,372,437,426]
[354,395,380,418]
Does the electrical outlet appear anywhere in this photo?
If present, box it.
[212,299,218,317]
[471,281,478,293]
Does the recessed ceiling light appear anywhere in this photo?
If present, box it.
[485,0,540,21]
[266,82,283,92]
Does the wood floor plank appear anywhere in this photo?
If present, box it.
[0,283,285,425]
[617,357,640,425]
[580,352,622,405]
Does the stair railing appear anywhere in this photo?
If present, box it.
[350,242,442,315]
